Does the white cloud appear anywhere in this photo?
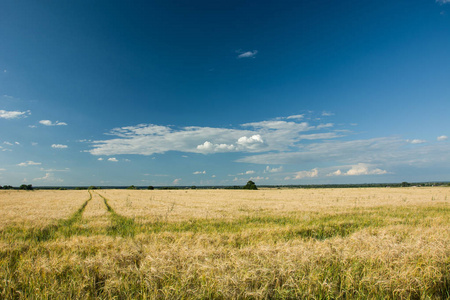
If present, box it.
[408,139,426,144]
[286,114,304,120]
[327,169,342,176]
[293,168,319,179]
[173,178,181,185]
[51,144,68,149]
[98,158,103,161]
[39,120,68,126]
[196,135,264,154]
[437,135,448,141]
[0,110,30,119]
[327,163,387,176]
[3,142,13,146]
[197,141,236,153]
[238,170,255,175]
[33,173,63,183]
[193,170,206,174]
[322,111,334,116]
[236,134,264,149]
[211,175,216,178]
[436,0,450,4]
[265,166,283,173]
[237,50,258,58]
[108,157,118,162]
[345,163,387,176]
[18,161,41,167]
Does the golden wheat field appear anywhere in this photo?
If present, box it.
[1,187,449,299]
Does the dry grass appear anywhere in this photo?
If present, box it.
[1,187,449,299]
[0,190,88,229]
[100,187,449,222]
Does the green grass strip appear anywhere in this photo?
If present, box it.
[96,192,137,238]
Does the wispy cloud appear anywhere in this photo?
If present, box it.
[265,166,283,173]
[249,176,268,181]
[437,135,448,141]
[39,120,67,126]
[33,173,63,183]
[284,168,318,180]
[238,137,450,171]
[237,170,255,175]
[108,157,118,162]
[51,144,68,149]
[193,170,206,174]
[436,0,450,4]
[18,161,42,167]
[286,114,304,120]
[237,50,258,58]
[0,110,30,119]
[407,139,426,144]
[40,168,70,172]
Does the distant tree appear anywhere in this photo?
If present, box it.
[191,186,197,190]
[401,182,411,187]
[147,186,154,190]
[88,186,98,190]
[127,185,137,190]
[19,184,33,191]
[243,180,258,190]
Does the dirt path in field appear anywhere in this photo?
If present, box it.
[81,192,112,228]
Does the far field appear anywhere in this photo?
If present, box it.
[1,187,449,299]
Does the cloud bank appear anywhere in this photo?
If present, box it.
[87,114,450,180]
[89,118,337,156]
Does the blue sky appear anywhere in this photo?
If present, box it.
[1,0,449,186]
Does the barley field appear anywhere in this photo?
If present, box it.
[1,187,449,299]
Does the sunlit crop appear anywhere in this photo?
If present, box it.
[1,187,449,299]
